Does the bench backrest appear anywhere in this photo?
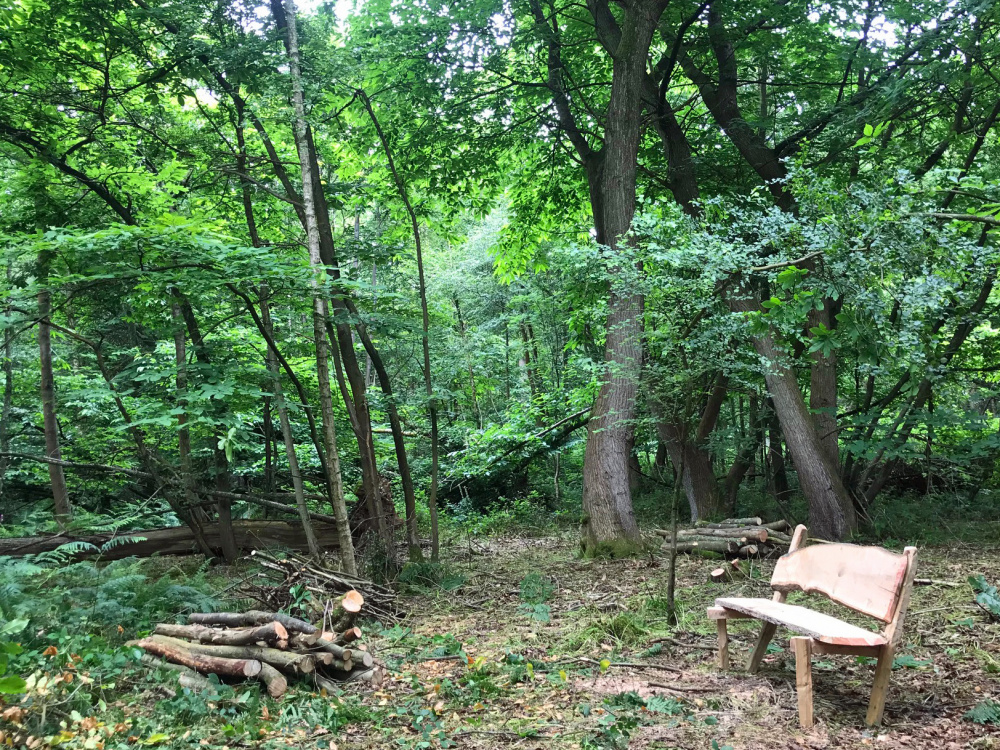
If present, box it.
[771,542,910,622]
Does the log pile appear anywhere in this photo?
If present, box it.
[130,599,383,697]
[656,517,793,559]
[246,549,399,622]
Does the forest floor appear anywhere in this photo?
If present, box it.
[6,533,1000,750]
[325,533,1000,750]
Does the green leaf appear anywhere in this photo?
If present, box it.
[0,675,26,694]
[139,733,171,745]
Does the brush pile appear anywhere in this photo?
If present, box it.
[130,595,383,697]
[656,517,793,558]
[247,549,399,622]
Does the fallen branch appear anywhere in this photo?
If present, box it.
[130,638,261,678]
[154,621,289,645]
[188,610,317,635]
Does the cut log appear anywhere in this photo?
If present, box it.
[314,674,340,694]
[678,527,769,543]
[658,531,746,544]
[189,611,317,635]
[289,632,321,649]
[130,638,261,677]
[140,654,216,693]
[336,627,362,645]
[738,544,759,557]
[149,635,316,674]
[332,590,364,631]
[761,520,791,532]
[709,561,747,584]
[311,637,352,661]
[0,520,342,560]
[326,658,354,672]
[343,667,384,685]
[695,517,762,528]
[258,663,287,698]
[154,621,289,645]
[661,540,738,555]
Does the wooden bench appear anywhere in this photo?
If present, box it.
[707,524,917,727]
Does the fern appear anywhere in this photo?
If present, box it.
[0,553,221,636]
[965,700,1000,724]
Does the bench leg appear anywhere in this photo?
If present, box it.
[716,619,729,670]
[791,637,814,729]
[865,644,895,727]
[748,622,778,674]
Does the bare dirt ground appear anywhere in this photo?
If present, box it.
[341,534,1000,749]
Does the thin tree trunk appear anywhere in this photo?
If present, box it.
[283,0,357,575]
[37,248,71,527]
[356,88,437,562]
[766,400,790,506]
[263,397,275,496]
[0,263,13,499]
[170,302,215,557]
[175,297,240,563]
[808,305,840,468]
[657,422,720,521]
[261,287,319,558]
[454,298,482,429]
[732,291,855,540]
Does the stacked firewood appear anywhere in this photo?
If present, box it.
[130,595,383,697]
[656,517,793,558]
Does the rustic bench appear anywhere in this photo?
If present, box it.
[707,524,917,727]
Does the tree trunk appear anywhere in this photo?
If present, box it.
[261,287,320,558]
[0,520,342,559]
[579,3,664,556]
[356,89,437,561]
[172,302,215,558]
[808,305,840,468]
[0,263,13,500]
[37,248,71,527]
[657,422,721,521]
[732,293,855,540]
[175,297,240,564]
[283,0,358,575]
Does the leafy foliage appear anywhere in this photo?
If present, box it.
[965,700,1000,725]
[970,575,1000,620]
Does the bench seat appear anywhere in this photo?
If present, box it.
[714,597,888,648]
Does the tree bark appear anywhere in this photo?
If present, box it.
[175,297,240,563]
[731,292,855,540]
[171,303,215,558]
[0,263,13,500]
[0,520,342,559]
[657,422,721,521]
[147,635,314,674]
[188,610,317,634]
[130,639,262,678]
[153,621,289,646]
[808,305,840,468]
[260,287,320,558]
[576,1,666,555]
[282,0,358,575]
[356,88,435,561]
[37,247,71,527]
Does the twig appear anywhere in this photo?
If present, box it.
[649,681,714,692]
[576,657,683,673]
